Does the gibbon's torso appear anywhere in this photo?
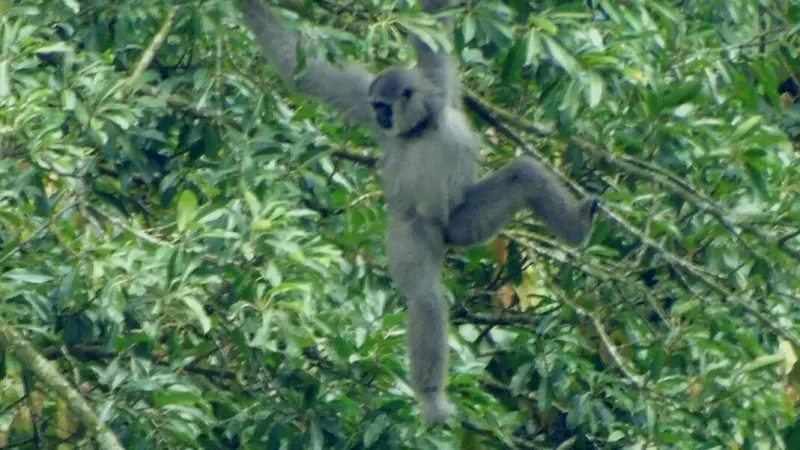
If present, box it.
[380,106,480,226]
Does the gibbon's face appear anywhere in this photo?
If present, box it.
[367,68,443,137]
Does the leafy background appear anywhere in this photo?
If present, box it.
[1,0,800,448]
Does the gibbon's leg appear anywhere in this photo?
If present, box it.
[445,158,598,247]
[386,217,454,424]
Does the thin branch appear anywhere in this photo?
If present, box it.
[120,6,179,98]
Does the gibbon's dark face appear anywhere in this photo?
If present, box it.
[372,100,394,129]
[371,88,414,130]
[368,68,420,131]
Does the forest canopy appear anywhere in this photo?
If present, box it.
[1,0,800,448]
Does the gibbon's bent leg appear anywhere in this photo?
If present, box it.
[408,0,461,106]
[445,158,598,247]
[237,0,376,127]
[386,217,454,424]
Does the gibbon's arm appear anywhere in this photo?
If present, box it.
[409,0,461,107]
[237,0,376,127]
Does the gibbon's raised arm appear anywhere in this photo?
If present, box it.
[408,0,461,107]
[237,0,376,127]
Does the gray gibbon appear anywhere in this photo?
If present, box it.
[236,0,598,424]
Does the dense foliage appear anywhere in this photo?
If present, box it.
[1,0,800,448]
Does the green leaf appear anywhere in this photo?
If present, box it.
[649,344,666,379]
[0,59,9,98]
[741,354,785,373]
[530,15,557,35]
[501,38,526,83]
[266,420,286,450]
[206,124,224,157]
[744,162,770,200]
[363,413,390,446]
[463,13,476,43]
[538,372,551,413]
[509,362,534,395]
[182,296,212,334]
[308,420,324,450]
[524,29,543,64]
[244,190,261,218]
[2,269,53,284]
[584,72,604,107]
[731,116,762,140]
[153,390,203,407]
[660,77,703,109]
[177,190,199,232]
[543,36,578,75]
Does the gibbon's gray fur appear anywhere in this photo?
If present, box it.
[238,0,598,424]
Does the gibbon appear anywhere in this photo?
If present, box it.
[237,0,598,424]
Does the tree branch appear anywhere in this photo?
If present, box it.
[0,325,126,450]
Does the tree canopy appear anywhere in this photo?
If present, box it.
[1,0,800,448]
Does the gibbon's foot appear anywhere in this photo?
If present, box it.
[574,196,600,246]
[420,390,454,425]
[581,197,600,220]
[554,196,599,247]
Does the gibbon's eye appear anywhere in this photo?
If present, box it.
[402,88,413,99]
